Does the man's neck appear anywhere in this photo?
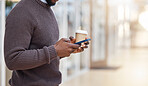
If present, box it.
[40,0,47,4]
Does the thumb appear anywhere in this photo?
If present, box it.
[69,36,76,43]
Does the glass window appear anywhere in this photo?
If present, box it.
[67,0,76,37]
[92,0,106,62]
[52,1,68,38]
[79,0,90,70]
[66,0,77,77]
[6,0,17,16]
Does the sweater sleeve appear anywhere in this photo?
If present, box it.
[4,7,57,70]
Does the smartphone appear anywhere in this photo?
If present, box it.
[74,38,91,45]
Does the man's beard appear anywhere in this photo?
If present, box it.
[45,0,56,6]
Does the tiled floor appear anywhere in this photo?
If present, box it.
[60,48,148,86]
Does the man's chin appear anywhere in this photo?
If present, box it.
[49,3,56,6]
[46,0,56,6]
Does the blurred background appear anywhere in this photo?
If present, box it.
[1,0,148,86]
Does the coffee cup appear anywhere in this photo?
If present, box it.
[75,30,88,43]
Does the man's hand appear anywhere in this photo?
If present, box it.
[69,36,89,53]
[54,38,80,57]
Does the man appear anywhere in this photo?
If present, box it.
[4,0,88,86]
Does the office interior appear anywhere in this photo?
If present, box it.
[1,0,148,86]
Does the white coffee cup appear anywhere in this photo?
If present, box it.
[75,30,88,43]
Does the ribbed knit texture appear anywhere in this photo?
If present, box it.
[4,0,61,86]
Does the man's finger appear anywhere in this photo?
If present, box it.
[77,47,84,52]
[68,48,76,53]
[62,38,70,43]
[84,37,90,45]
[68,43,80,49]
[83,45,88,48]
[84,41,89,45]
[69,36,76,43]
[69,36,74,40]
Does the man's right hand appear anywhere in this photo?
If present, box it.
[54,38,80,57]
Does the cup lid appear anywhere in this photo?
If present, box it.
[75,30,88,34]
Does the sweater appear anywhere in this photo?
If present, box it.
[4,0,61,86]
